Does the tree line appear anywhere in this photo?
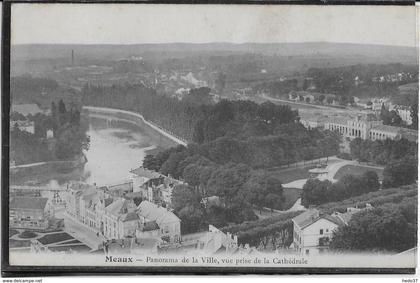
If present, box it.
[349,137,417,188]
[330,197,416,253]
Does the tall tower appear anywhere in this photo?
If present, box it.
[71,49,74,66]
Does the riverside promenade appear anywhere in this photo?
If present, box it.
[82,106,188,146]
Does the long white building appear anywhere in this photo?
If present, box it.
[324,115,402,141]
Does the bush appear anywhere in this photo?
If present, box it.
[19,230,37,239]
[337,152,352,160]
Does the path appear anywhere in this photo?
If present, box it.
[282,158,356,189]
[83,106,187,146]
[286,198,305,212]
[10,161,47,169]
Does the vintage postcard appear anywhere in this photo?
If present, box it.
[3,2,418,275]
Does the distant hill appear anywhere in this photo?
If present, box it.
[11,42,418,63]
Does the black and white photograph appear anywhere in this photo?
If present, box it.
[3,2,419,275]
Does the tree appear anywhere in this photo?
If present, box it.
[330,202,417,253]
[58,99,68,125]
[206,163,251,204]
[326,96,334,104]
[214,73,226,94]
[142,154,160,172]
[178,205,207,234]
[382,156,418,188]
[360,171,380,193]
[55,126,90,160]
[410,102,418,129]
[243,172,284,210]
[183,87,213,105]
[318,94,326,104]
[301,179,332,207]
[171,184,202,212]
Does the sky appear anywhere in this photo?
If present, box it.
[11,4,418,47]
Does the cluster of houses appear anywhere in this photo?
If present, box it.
[291,205,372,255]
[372,72,416,83]
[9,165,250,256]
[65,167,183,244]
[288,91,338,105]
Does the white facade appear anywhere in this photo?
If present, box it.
[293,217,339,255]
[324,116,401,141]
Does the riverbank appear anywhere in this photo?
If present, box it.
[10,154,87,186]
[82,106,188,146]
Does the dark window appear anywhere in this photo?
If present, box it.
[305,249,309,255]
[320,229,323,235]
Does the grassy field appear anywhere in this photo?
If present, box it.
[334,165,384,180]
[268,165,315,184]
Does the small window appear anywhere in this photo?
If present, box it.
[326,229,329,232]
[305,249,309,255]
[320,229,323,235]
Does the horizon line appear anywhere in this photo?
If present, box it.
[11,41,418,49]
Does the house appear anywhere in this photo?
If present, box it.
[137,201,181,242]
[129,166,163,193]
[10,197,51,230]
[392,105,412,125]
[102,198,139,239]
[130,166,181,206]
[292,209,344,255]
[331,204,372,225]
[106,181,134,197]
[10,120,35,134]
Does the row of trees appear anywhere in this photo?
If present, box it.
[221,210,302,249]
[301,171,380,207]
[82,84,204,141]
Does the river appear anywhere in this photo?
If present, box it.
[10,109,179,187]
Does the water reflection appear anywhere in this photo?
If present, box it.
[83,126,156,186]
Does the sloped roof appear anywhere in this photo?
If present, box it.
[292,209,320,229]
[333,210,360,225]
[322,214,346,227]
[108,182,132,192]
[10,197,48,210]
[130,167,162,179]
[138,201,180,226]
[122,212,140,222]
[105,199,133,217]
[103,198,113,208]
[293,210,344,230]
